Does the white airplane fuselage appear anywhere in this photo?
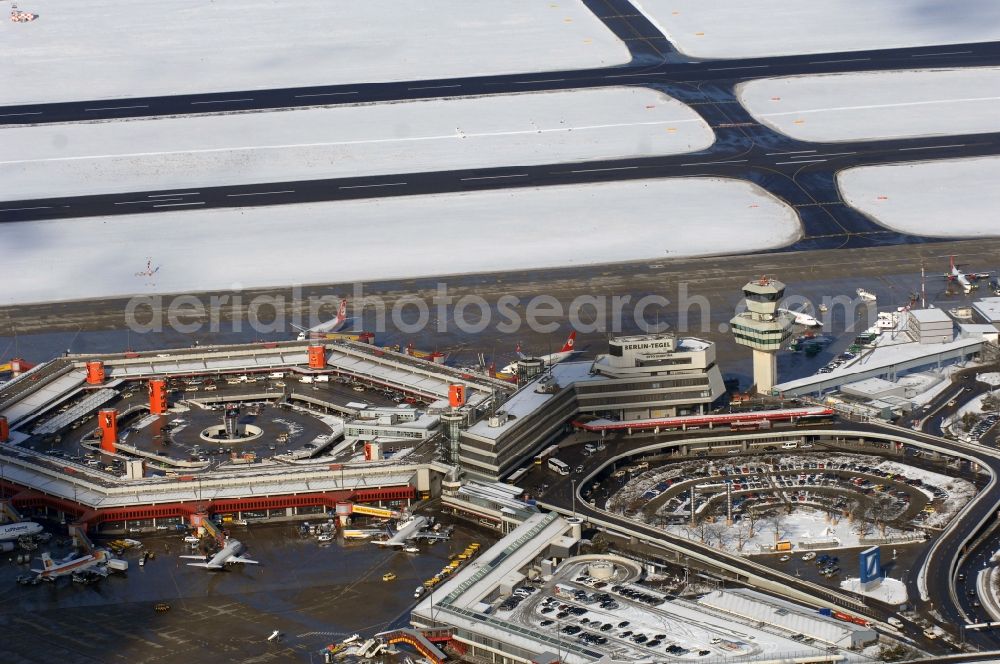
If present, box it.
[0,521,43,541]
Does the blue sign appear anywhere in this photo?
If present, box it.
[859,546,882,583]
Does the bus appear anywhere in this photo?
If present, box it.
[506,466,530,485]
[730,420,769,432]
[534,444,559,465]
[547,458,570,476]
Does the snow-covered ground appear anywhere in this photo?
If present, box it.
[838,157,1000,237]
[737,68,1000,142]
[840,577,908,605]
[0,0,629,105]
[0,88,713,200]
[632,0,1000,59]
[978,372,1000,387]
[0,178,801,305]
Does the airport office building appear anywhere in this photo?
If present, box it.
[458,334,726,480]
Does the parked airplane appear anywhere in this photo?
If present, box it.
[500,331,577,375]
[0,521,43,541]
[180,539,259,569]
[943,256,993,294]
[375,516,430,547]
[778,308,822,327]
[291,299,354,340]
[31,548,110,582]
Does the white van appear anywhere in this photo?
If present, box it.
[781,441,799,450]
[887,616,904,629]
[315,375,330,382]
[268,372,285,379]
[299,376,314,384]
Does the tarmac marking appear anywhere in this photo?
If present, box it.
[790,151,856,158]
[0,205,51,212]
[706,65,770,71]
[765,150,816,156]
[898,144,966,151]
[911,50,973,57]
[190,98,254,105]
[0,111,43,117]
[339,182,408,189]
[566,166,639,174]
[408,84,462,91]
[226,190,296,197]
[152,202,206,208]
[84,104,149,112]
[115,199,182,205]
[460,174,529,181]
[774,158,828,164]
[148,192,201,198]
[294,91,359,98]
[757,98,1000,119]
[809,57,871,64]
[603,72,660,78]
[514,78,567,84]
[680,159,748,166]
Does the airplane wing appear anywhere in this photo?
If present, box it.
[179,554,209,561]
[187,562,224,569]
[231,555,259,565]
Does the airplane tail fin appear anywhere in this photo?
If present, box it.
[560,331,577,353]
[515,343,525,360]
[336,298,348,324]
[41,552,53,570]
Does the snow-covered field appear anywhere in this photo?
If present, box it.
[838,157,1000,237]
[737,68,1000,142]
[0,178,801,305]
[978,372,1000,387]
[840,577,908,605]
[0,0,629,105]
[632,0,1000,59]
[0,88,713,200]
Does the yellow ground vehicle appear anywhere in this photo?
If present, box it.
[382,572,397,582]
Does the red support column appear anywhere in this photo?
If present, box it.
[0,416,8,443]
[85,361,105,385]
[98,410,117,453]
[307,345,326,369]
[148,379,168,415]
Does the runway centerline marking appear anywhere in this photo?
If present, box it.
[706,65,770,71]
[680,159,748,166]
[294,92,358,98]
[459,174,529,181]
[408,84,462,91]
[84,105,149,112]
[790,151,856,158]
[0,206,51,212]
[226,190,296,197]
[765,150,816,156]
[565,166,639,174]
[147,192,200,198]
[898,144,966,151]
[809,58,871,64]
[152,202,205,208]
[911,51,973,57]
[115,199,183,205]
[190,98,254,105]
[774,159,828,164]
[756,96,1000,119]
[0,111,43,118]
[339,182,408,189]
[514,78,566,84]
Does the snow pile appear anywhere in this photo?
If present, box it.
[1,0,630,105]
[0,87,714,201]
[737,68,1000,142]
[839,157,1000,238]
[632,0,1000,59]
[840,576,908,605]
[0,178,801,306]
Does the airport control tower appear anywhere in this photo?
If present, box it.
[730,276,794,394]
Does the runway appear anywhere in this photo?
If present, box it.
[2,0,1000,252]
